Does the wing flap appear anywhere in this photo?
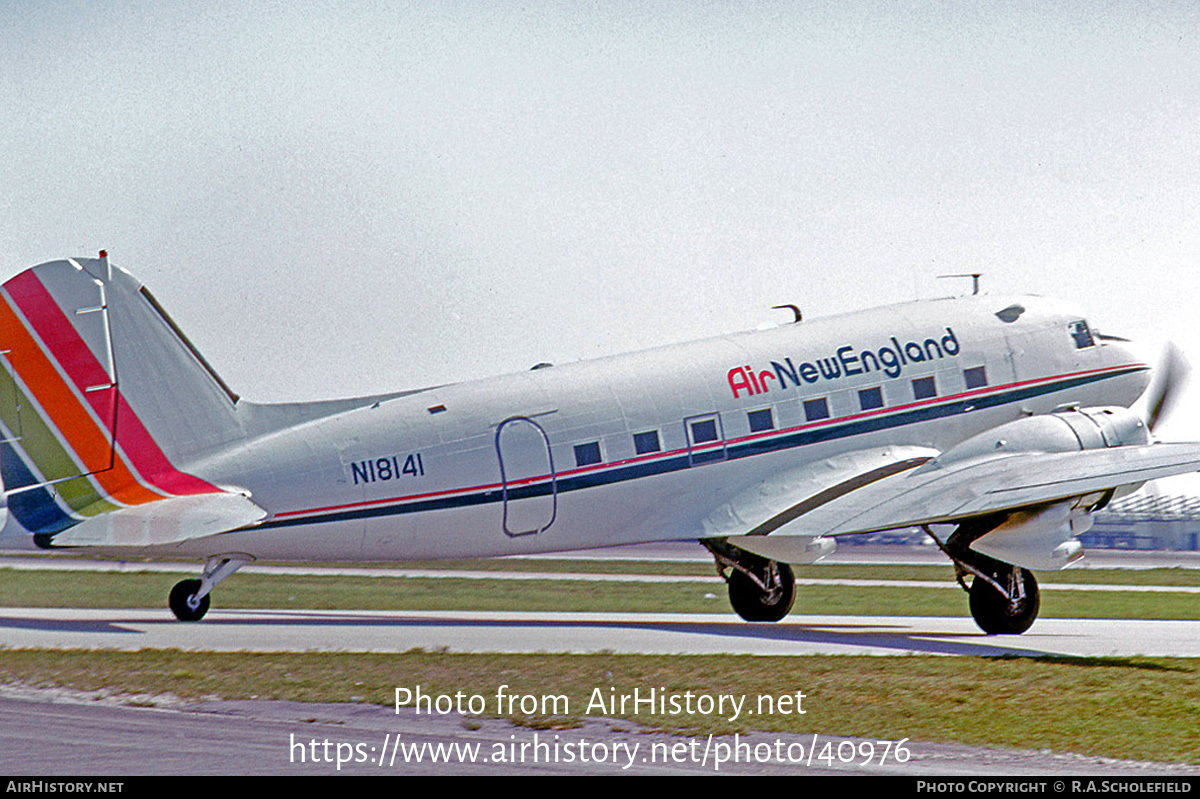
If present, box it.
[700,444,939,557]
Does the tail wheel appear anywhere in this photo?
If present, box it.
[968,564,1040,635]
[169,579,211,622]
[728,559,796,622]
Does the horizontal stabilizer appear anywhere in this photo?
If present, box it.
[22,491,266,548]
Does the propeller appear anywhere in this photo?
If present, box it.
[1142,341,1190,433]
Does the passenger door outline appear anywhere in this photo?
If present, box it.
[495,416,558,537]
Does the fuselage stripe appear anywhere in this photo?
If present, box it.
[257,363,1146,530]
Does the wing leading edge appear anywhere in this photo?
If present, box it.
[791,441,1200,538]
[711,421,1200,570]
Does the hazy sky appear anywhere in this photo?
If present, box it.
[3,2,1199,445]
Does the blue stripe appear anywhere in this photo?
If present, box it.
[1,441,78,538]
[257,367,1145,531]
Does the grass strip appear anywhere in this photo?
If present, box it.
[377,560,1200,586]
[1,568,1197,618]
[6,555,1199,585]
[0,649,1196,764]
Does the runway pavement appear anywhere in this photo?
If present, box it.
[3,548,1198,776]
[2,608,1198,657]
[5,689,1196,776]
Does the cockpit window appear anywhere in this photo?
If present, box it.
[1070,320,1095,349]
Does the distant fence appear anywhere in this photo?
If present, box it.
[1085,493,1200,551]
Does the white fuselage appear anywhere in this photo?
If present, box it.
[158,293,1147,562]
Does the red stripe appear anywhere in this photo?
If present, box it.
[6,271,216,496]
[273,363,1147,522]
[0,295,162,505]
[722,362,1148,449]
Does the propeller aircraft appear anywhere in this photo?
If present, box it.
[1,253,1196,634]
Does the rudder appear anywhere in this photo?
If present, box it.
[0,254,245,543]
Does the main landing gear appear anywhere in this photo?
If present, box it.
[706,542,796,622]
[923,524,1041,635]
[967,561,1040,635]
[168,555,250,621]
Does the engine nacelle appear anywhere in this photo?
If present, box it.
[934,405,1149,466]
[969,501,1091,570]
[935,406,1149,571]
[726,534,836,565]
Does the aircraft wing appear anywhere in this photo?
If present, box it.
[701,444,940,562]
[795,441,1200,536]
[715,440,1200,566]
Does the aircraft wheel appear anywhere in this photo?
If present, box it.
[728,559,796,622]
[968,565,1039,635]
[169,579,211,622]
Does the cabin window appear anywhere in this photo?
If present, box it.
[574,442,602,467]
[858,386,884,411]
[964,366,988,389]
[912,376,937,400]
[747,408,774,432]
[803,397,829,421]
[1070,320,1095,349]
[633,430,660,454]
[690,418,719,443]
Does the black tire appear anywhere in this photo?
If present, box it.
[969,565,1039,635]
[169,579,210,622]
[728,560,796,622]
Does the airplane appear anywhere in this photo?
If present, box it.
[1,252,1197,634]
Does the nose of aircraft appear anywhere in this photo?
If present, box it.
[1098,331,1149,385]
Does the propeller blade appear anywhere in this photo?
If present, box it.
[1145,341,1190,432]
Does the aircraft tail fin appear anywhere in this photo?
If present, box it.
[0,254,246,545]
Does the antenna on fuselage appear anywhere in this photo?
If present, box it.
[772,304,802,323]
[938,273,982,295]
